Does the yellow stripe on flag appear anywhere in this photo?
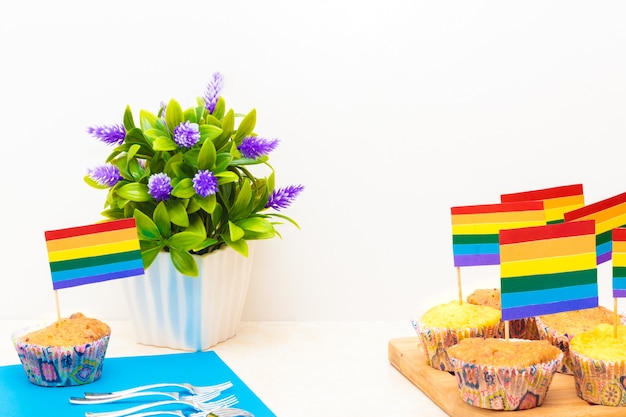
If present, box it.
[47,239,141,262]
[45,228,139,252]
[500,234,595,263]
[451,210,545,226]
[596,212,626,234]
[612,252,626,266]
[501,252,597,278]
[452,220,546,235]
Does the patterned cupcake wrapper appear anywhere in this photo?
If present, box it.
[12,324,110,387]
[570,349,626,406]
[449,349,563,411]
[411,319,501,372]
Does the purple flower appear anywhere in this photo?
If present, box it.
[148,173,173,201]
[87,164,123,187]
[266,185,304,210]
[193,170,218,197]
[203,72,224,114]
[238,137,279,159]
[173,121,200,148]
[87,124,126,145]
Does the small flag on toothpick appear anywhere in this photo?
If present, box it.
[499,220,598,339]
[501,183,584,224]
[45,218,145,290]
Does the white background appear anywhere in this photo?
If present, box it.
[1,0,625,322]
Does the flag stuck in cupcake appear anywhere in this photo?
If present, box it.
[44,218,145,290]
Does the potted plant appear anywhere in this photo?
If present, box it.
[85,72,303,350]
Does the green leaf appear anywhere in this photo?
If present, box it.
[169,248,198,277]
[222,234,248,256]
[167,231,206,251]
[123,105,135,130]
[234,108,256,143]
[139,242,164,269]
[183,107,197,123]
[84,175,109,190]
[186,214,207,236]
[228,220,245,241]
[212,96,226,120]
[139,110,158,131]
[153,202,171,238]
[215,154,233,172]
[197,136,217,170]
[165,200,190,227]
[215,171,238,185]
[237,217,275,234]
[134,209,162,240]
[116,183,152,202]
[230,178,252,220]
[194,193,216,213]
[171,178,195,199]
[165,99,184,134]
[199,125,222,142]
[153,136,178,151]
[213,109,234,150]
[127,157,144,182]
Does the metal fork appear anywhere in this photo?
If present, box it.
[84,394,239,417]
[120,408,254,417]
[70,389,222,405]
[84,382,233,400]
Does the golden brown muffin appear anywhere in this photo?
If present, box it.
[466,288,540,340]
[448,338,563,410]
[12,312,111,387]
[569,324,626,406]
[19,312,111,346]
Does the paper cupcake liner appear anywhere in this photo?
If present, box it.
[411,319,500,372]
[570,349,626,406]
[11,324,110,387]
[449,348,563,411]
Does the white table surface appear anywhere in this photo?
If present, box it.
[0,320,448,417]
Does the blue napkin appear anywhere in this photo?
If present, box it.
[0,351,275,416]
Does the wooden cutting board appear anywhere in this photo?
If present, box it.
[388,337,624,416]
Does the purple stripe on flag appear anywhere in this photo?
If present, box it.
[501,297,598,321]
[597,251,612,265]
[454,253,500,267]
[614,289,626,298]
[51,268,145,290]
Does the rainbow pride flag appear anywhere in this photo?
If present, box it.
[501,184,584,224]
[564,191,626,265]
[612,228,626,298]
[451,201,546,267]
[499,220,598,321]
[45,218,144,290]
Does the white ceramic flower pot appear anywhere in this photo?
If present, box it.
[122,244,255,351]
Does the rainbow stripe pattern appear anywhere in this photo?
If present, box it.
[612,228,626,298]
[499,220,598,321]
[564,191,626,265]
[45,218,144,290]
[451,201,546,267]
[501,183,584,224]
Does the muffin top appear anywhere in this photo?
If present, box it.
[570,323,626,362]
[448,337,562,368]
[18,312,110,346]
[467,288,501,309]
[538,306,615,336]
[420,301,501,329]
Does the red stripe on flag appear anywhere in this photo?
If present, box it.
[613,227,626,242]
[499,219,595,245]
[45,218,137,241]
[501,184,583,202]
[451,201,544,216]
[564,191,626,221]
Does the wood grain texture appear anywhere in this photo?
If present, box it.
[388,336,624,416]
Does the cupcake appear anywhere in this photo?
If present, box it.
[12,312,111,387]
[535,305,622,374]
[448,337,563,410]
[411,301,501,372]
[466,288,540,340]
[570,323,626,406]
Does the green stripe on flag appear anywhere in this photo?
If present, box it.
[501,269,597,294]
[452,234,499,245]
